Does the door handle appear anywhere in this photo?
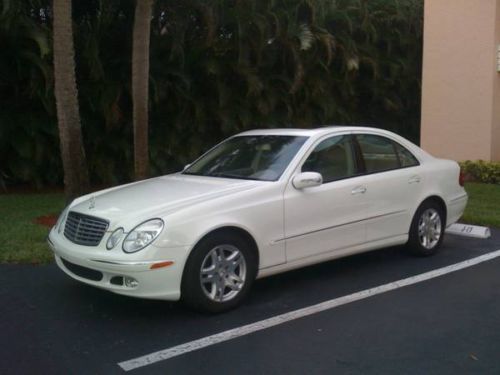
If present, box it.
[351,186,367,195]
[408,175,421,184]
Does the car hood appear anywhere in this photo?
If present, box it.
[69,174,263,227]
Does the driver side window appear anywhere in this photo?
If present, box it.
[302,135,357,183]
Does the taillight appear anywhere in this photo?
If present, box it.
[459,169,465,187]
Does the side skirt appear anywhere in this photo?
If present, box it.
[256,234,408,279]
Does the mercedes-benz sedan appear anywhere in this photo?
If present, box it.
[48,127,468,312]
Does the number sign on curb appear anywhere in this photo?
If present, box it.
[445,223,491,239]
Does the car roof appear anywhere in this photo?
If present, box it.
[237,126,392,138]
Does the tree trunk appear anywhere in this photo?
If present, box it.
[132,0,154,180]
[53,0,89,203]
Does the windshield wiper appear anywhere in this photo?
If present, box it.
[183,171,262,181]
[182,171,201,176]
[208,172,260,181]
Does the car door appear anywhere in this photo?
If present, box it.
[354,133,423,242]
[283,134,369,262]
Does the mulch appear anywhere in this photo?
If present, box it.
[33,215,58,228]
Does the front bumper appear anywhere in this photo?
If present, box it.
[47,230,190,301]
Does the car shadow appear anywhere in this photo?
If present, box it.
[55,230,498,326]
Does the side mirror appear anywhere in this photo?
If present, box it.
[292,172,323,189]
[183,164,191,171]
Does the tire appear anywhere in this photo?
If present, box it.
[407,200,445,256]
[181,232,258,313]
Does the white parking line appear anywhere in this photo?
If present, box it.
[118,249,500,372]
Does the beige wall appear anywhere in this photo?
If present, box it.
[492,0,500,160]
[421,0,500,161]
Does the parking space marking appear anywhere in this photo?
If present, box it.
[118,249,500,372]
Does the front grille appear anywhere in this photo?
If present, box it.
[61,258,103,281]
[64,211,109,246]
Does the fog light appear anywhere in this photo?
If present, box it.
[124,277,138,288]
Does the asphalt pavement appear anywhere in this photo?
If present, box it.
[1,229,499,374]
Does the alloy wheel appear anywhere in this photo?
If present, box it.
[418,208,442,249]
[199,245,247,302]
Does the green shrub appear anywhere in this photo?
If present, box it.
[459,160,500,185]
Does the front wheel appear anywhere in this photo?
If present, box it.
[181,232,257,313]
[407,201,445,256]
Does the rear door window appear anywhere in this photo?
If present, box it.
[355,134,420,173]
[356,134,400,173]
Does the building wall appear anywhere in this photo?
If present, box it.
[421,0,500,161]
[492,0,500,161]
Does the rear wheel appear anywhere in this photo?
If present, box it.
[407,201,445,256]
[181,232,257,313]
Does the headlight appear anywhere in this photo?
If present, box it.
[122,219,164,253]
[106,228,124,250]
[56,206,70,234]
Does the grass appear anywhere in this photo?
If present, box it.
[0,182,498,264]
[0,193,64,264]
[462,182,500,228]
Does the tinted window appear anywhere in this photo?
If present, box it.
[183,135,307,181]
[356,134,399,173]
[302,135,357,183]
[394,143,419,167]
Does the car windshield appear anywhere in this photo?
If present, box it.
[183,135,308,181]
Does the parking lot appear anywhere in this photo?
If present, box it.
[1,229,500,374]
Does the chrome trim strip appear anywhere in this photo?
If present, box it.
[449,194,467,203]
[273,209,407,243]
[46,235,55,250]
[90,259,173,266]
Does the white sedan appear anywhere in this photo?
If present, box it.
[48,127,468,312]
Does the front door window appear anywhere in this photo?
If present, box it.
[302,135,357,183]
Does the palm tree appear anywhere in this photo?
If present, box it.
[53,0,89,202]
[132,0,154,180]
